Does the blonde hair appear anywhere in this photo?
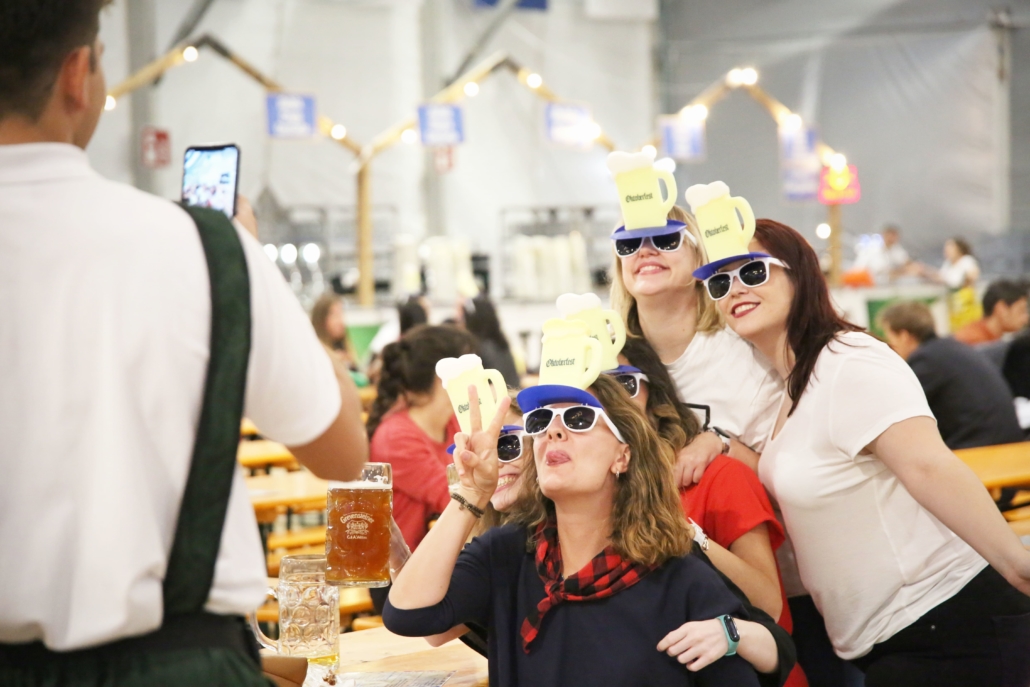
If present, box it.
[609,205,722,337]
[507,374,693,567]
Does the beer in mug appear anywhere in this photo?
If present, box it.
[326,463,392,587]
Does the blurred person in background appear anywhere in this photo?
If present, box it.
[367,295,432,385]
[311,291,359,372]
[0,1,367,682]
[366,324,475,550]
[918,238,982,331]
[879,301,1024,450]
[953,278,1029,346]
[709,219,1030,687]
[460,295,520,389]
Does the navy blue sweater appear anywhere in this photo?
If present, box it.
[384,524,761,687]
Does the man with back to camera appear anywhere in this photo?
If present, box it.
[953,278,1029,346]
[879,301,1023,450]
[0,1,368,683]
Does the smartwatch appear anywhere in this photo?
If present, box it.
[718,615,740,656]
[708,426,731,454]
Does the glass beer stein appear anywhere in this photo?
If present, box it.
[250,554,340,664]
[326,463,393,587]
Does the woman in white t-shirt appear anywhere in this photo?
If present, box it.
[702,218,1030,687]
[609,205,784,485]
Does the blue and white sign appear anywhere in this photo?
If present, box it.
[545,102,596,149]
[659,114,706,162]
[266,94,316,138]
[779,119,821,202]
[418,104,465,147]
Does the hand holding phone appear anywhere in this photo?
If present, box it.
[182,143,240,219]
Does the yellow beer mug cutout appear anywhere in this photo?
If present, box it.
[539,319,603,388]
[607,149,677,230]
[556,293,626,372]
[685,181,756,266]
[436,354,507,434]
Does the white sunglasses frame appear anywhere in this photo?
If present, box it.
[497,431,525,463]
[613,229,698,258]
[703,257,790,301]
[522,405,627,444]
[611,372,649,398]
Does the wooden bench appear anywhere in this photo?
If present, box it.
[266,526,327,551]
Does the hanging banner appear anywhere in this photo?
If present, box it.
[819,165,862,205]
[418,104,465,147]
[545,102,595,149]
[266,94,317,138]
[778,120,821,202]
[659,115,706,162]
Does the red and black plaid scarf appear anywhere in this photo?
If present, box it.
[520,518,655,653]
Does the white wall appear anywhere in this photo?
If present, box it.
[86,0,654,270]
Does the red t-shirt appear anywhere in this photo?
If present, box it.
[370,411,461,550]
[681,456,808,687]
[954,319,998,345]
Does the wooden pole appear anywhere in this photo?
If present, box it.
[357,163,374,306]
[828,203,842,287]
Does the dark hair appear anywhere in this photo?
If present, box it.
[620,337,701,451]
[983,278,1029,316]
[0,0,110,120]
[366,325,476,438]
[397,296,428,334]
[878,301,936,343]
[463,295,511,352]
[754,219,862,415]
[948,237,973,257]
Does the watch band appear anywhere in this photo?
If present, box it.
[708,427,731,454]
[718,615,740,656]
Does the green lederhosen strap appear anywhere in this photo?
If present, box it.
[0,206,266,686]
[163,204,252,616]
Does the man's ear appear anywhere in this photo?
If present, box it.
[58,46,94,113]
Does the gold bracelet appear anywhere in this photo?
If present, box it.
[450,492,485,518]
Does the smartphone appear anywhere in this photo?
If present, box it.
[181,143,240,219]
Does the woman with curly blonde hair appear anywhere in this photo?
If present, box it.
[384,374,771,686]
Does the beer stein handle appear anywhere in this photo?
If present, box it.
[389,516,412,581]
[602,309,626,351]
[485,369,509,398]
[730,196,756,245]
[656,169,678,216]
[580,338,603,388]
[249,587,279,652]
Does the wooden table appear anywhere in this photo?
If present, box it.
[247,470,328,521]
[955,442,1030,490]
[238,439,299,472]
[337,627,487,686]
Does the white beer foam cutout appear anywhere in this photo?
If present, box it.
[685,181,729,214]
[606,149,655,177]
[556,292,602,317]
[435,353,482,383]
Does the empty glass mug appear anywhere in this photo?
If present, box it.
[250,554,339,664]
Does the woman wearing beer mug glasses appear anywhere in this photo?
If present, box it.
[609,206,783,488]
[385,378,771,686]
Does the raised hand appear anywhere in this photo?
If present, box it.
[452,384,511,499]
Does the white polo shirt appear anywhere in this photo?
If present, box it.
[0,144,341,650]
[666,326,784,452]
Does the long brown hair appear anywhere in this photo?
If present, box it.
[620,336,701,451]
[754,220,861,414]
[508,374,692,567]
[311,292,355,357]
[610,205,722,338]
[366,325,476,438]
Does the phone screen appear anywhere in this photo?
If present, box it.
[181,144,240,218]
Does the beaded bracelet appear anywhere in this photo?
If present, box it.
[450,491,485,518]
